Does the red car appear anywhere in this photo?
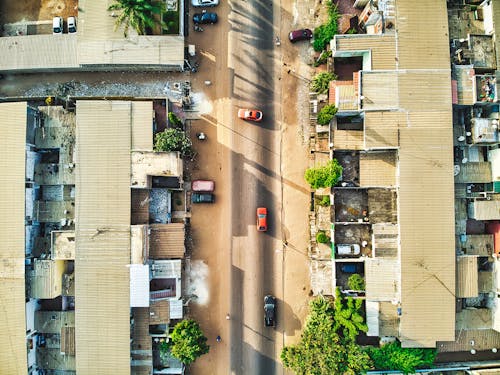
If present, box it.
[238,109,263,122]
[257,207,268,232]
[288,28,313,42]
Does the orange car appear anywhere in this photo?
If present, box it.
[257,207,268,231]
[238,109,263,122]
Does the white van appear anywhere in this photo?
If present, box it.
[67,17,77,33]
[337,244,361,256]
[53,17,63,34]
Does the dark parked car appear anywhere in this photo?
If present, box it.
[340,263,363,274]
[288,28,313,42]
[264,295,276,327]
[193,12,218,24]
[192,193,215,203]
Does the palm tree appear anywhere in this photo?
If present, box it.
[108,0,166,37]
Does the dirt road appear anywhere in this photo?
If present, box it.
[187,0,320,374]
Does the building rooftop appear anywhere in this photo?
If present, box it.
[0,102,27,375]
[332,0,456,348]
[75,100,132,374]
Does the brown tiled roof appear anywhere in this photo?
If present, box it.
[149,223,185,259]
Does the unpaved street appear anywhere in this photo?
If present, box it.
[188,0,317,374]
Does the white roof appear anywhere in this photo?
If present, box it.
[130,264,150,307]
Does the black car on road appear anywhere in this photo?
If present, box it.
[264,295,276,327]
[192,193,215,203]
[193,12,218,25]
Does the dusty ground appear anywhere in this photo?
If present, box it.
[0,0,78,24]
[184,0,332,373]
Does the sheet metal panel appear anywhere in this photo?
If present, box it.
[0,102,27,375]
[335,34,397,70]
[396,0,450,70]
[75,100,131,375]
[364,111,405,149]
[399,126,455,347]
[132,102,153,151]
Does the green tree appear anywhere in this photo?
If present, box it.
[168,319,209,365]
[365,341,436,374]
[304,159,343,189]
[347,273,365,291]
[316,231,330,244]
[108,0,166,37]
[168,112,183,128]
[154,128,192,156]
[281,295,372,375]
[333,288,368,341]
[317,104,338,125]
[311,72,337,95]
[313,1,339,51]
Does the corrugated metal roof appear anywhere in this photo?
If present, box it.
[395,1,450,70]
[333,34,397,70]
[456,255,479,298]
[359,151,396,187]
[379,301,399,337]
[78,36,185,67]
[455,162,493,183]
[361,71,399,110]
[454,65,475,105]
[492,0,500,69]
[461,234,494,257]
[61,326,76,356]
[337,85,358,110]
[399,125,456,347]
[471,200,500,220]
[364,111,404,149]
[398,72,452,112]
[132,189,150,225]
[75,100,131,375]
[29,259,65,299]
[457,308,492,330]
[149,223,185,259]
[478,271,494,293]
[437,329,500,352]
[130,264,150,307]
[331,0,456,348]
[333,129,364,150]
[365,258,399,302]
[149,300,170,325]
[0,102,27,375]
[132,102,153,150]
[77,0,183,68]
[0,35,78,71]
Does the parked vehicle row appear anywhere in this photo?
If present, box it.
[191,179,215,203]
[53,16,77,34]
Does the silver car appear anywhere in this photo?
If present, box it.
[191,0,219,6]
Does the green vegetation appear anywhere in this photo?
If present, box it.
[316,231,330,244]
[108,0,166,37]
[347,273,365,291]
[281,293,372,375]
[168,112,183,128]
[317,104,338,125]
[314,50,332,67]
[162,10,180,34]
[313,1,340,52]
[165,319,209,365]
[316,195,331,207]
[311,72,337,95]
[305,159,343,189]
[366,341,437,374]
[154,128,192,156]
